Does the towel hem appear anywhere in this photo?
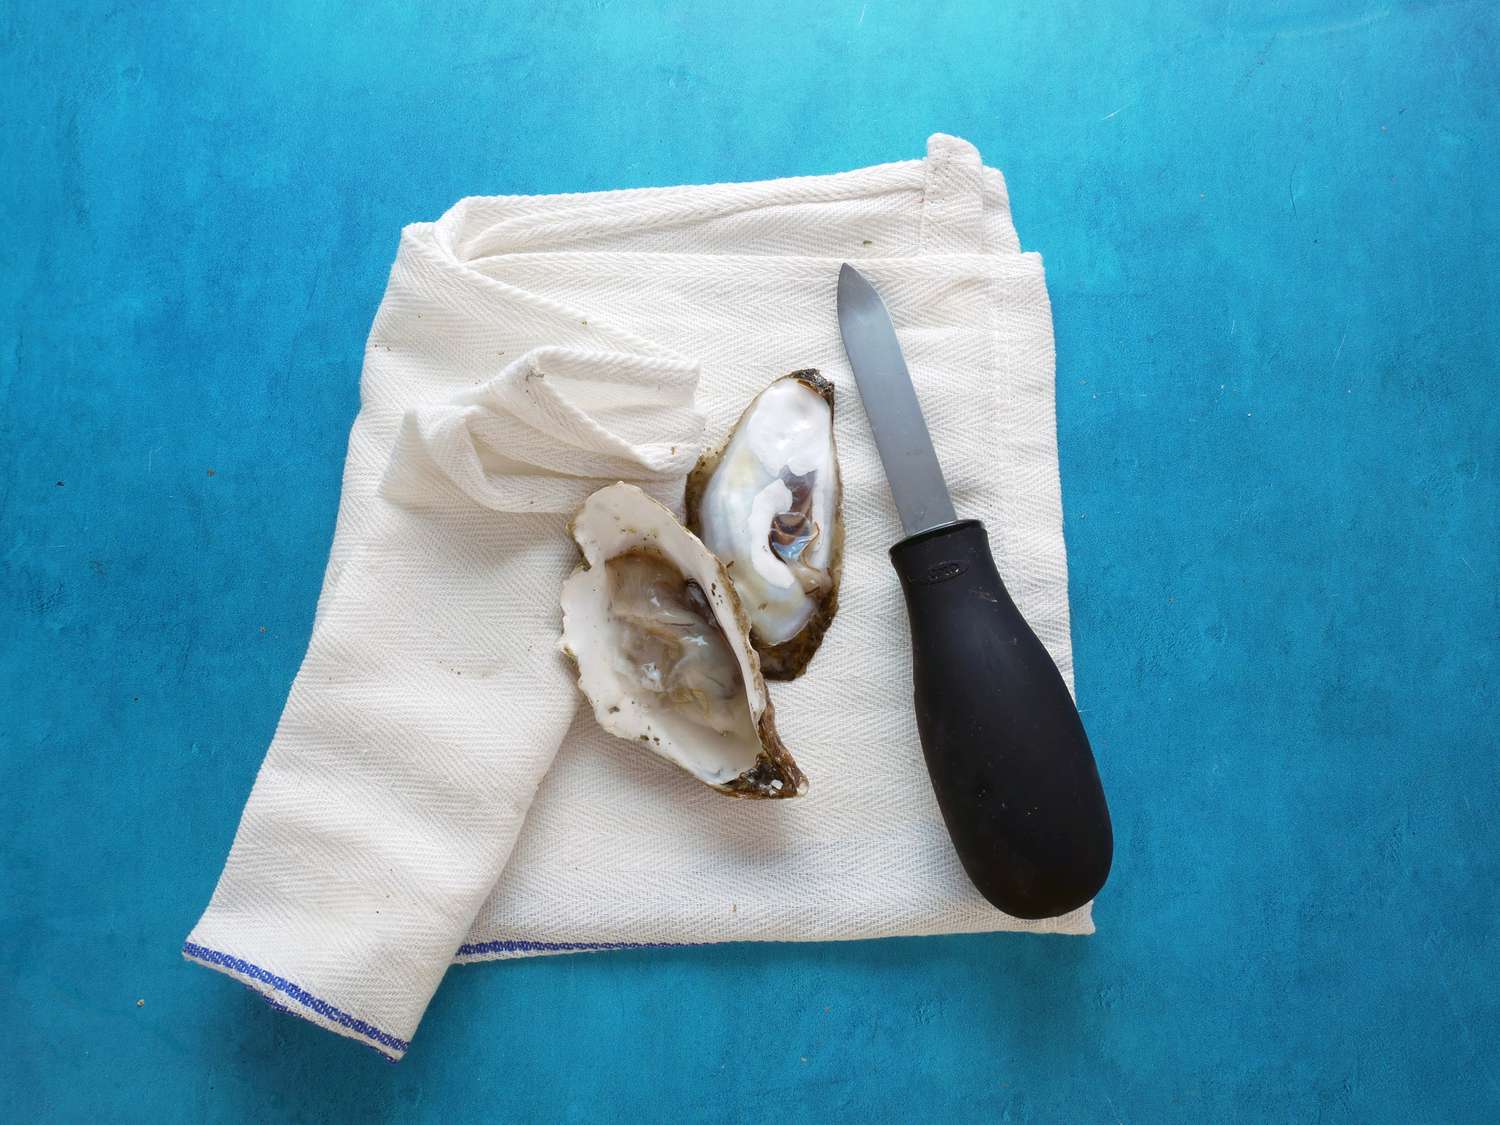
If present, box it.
[181,940,409,1061]
[453,937,691,962]
[453,918,1095,964]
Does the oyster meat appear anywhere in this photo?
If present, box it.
[559,482,807,799]
[685,370,842,679]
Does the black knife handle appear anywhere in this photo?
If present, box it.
[891,520,1112,919]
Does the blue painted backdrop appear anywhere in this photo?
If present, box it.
[3,1,1496,1121]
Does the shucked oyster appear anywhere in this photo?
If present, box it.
[559,482,807,799]
[685,370,843,680]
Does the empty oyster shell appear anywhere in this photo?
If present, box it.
[559,482,807,799]
[685,370,843,679]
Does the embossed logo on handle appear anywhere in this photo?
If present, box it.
[916,559,968,585]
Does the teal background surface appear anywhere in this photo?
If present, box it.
[3,1,1497,1120]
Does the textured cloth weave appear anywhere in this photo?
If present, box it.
[185,134,1089,1060]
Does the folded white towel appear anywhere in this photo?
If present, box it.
[185,134,1088,1060]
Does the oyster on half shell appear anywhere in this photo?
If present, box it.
[559,482,807,799]
[685,370,843,680]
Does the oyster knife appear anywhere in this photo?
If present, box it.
[836,264,1113,920]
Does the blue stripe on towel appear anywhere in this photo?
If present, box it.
[455,938,680,957]
[182,940,410,1055]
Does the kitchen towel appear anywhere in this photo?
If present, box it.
[185,134,1088,1060]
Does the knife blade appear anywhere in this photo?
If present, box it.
[836,263,1113,920]
[835,264,957,536]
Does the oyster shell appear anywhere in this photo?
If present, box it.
[559,482,807,799]
[685,370,843,680]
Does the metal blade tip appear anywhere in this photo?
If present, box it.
[838,262,869,300]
